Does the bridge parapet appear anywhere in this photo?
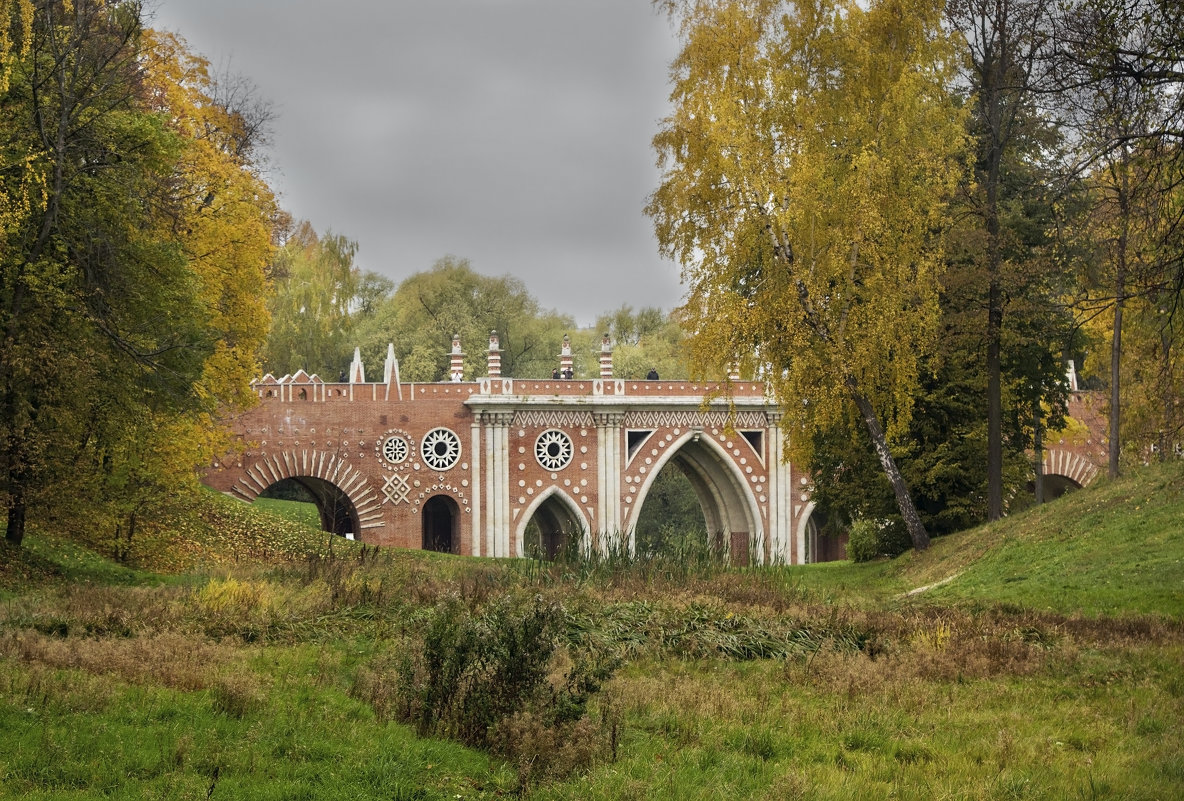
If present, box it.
[248,378,771,404]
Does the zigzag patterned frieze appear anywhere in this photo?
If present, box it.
[512,410,595,429]
[624,410,768,430]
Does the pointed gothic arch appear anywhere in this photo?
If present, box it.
[627,431,763,563]
[516,487,590,560]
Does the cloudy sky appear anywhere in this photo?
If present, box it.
[148,1,685,326]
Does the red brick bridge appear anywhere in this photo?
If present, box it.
[203,335,1107,563]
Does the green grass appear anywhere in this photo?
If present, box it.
[895,462,1184,616]
[253,497,323,529]
[0,461,1181,799]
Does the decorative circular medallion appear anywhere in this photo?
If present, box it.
[375,429,414,470]
[421,427,461,471]
[535,429,573,471]
[381,434,409,464]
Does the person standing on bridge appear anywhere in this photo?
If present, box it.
[647,368,659,380]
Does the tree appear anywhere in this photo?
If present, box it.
[0,4,276,547]
[263,221,360,379]
[946,0,1065,519]
[1052,0,1184,475]
[648,0,967,551]
[591,305,689,379]
[353,257,574,381]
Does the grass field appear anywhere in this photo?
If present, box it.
[0,463,1181,799]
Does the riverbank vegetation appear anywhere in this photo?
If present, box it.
[2,461,1180,799]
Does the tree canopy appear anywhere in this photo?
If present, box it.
[648,0,968,550]
[1,2,276,547]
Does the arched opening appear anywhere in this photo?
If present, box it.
[422,495,459,554]
[799,503,847,563]
[1024,473,1083,503]
[525,494,580,556]
[257,476,359,538]
[633,463,710,558]
[522,491,585,560]
[630,433,761,565]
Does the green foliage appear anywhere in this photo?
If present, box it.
[351,257,576,381]
[591,305,689,380]
[845,518,882,563]
[1,5,276,548]
[373,593,619,788]
[633,466,708,555]
[263,221,360,378]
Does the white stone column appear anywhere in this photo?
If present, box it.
[482,411,513,557]
[469,415,482,557]
[765,410,792,564]
[594,410,624,553]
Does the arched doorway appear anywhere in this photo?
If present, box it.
[519,489,587,560]
[257,476,360,538]
[422,495,459,553]
[798,502,847,563]
[630,433,761,564]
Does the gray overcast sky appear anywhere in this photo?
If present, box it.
[148,1,684,327]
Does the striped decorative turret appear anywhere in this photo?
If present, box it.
[487,331,502,378]
[559,334,574,379]
[599,333,613,379]
[450,334,464,381]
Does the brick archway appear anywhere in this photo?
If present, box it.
[627,430,763,563]
[220,448,382,537]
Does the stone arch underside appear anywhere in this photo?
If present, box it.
[516,488,589,560]
[1038,448,1098,495]
[229,449,383,537]
[629,434,762,563]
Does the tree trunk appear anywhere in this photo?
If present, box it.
[1110,164,1130,479]
[987,278,1004,519]
[5,497,26,547]
[1110,283,1124,478]
[1033,405,1044,504]
[847,378,930,551]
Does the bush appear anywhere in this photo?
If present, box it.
[357,592,619,789]
[846,518,882,563]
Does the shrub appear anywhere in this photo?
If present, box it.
[846,518,911,562]
[846,518,882,563]
[359,592,619,789]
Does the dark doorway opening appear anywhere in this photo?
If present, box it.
[422,495,459,553]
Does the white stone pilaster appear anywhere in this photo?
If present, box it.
[469,419,482,557]
[766,410,792,564]
[594,411,624,553]
[481,411,513,557]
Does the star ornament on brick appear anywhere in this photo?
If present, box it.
[382,473,411,505]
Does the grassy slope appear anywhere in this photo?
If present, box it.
[1,464,1181,800]
[779,460,1184,617]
